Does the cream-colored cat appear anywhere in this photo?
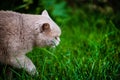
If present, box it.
[0,10,61,75]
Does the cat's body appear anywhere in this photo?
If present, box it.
[0,10,61,75]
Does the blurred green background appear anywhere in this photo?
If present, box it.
[0,0,120,29]
[0,0,120,80]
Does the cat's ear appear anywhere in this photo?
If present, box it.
[41,10,49,17]
[40,23,51,33]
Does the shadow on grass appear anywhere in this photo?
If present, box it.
[0,64,36,80]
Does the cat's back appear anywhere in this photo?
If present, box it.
[0,11,20,18]
[0,11,22,45]
[0,11,22,33]
[0,11,21,27]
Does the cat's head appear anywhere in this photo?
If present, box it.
[34,10,61,47]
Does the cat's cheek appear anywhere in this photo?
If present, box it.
[46,40,54,47]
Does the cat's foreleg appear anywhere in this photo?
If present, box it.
[8,55,38,75]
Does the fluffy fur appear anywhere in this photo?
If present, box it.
[0,10,61,75]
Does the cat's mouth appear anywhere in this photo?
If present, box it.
[51,41,58,47]
[50,39,60,47]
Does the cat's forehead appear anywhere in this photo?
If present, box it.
[40,16,61,31]
[39,16,53,24]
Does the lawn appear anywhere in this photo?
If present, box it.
[0,7,120,80]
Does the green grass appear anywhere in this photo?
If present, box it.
[0,10,120,80]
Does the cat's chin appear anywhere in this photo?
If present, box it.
[51,44,58,48]
[51,46,56,48]
[51,44,59,48]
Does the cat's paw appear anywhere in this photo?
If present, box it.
[28,67,38,76]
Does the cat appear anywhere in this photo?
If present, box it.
[0,10,61,75]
